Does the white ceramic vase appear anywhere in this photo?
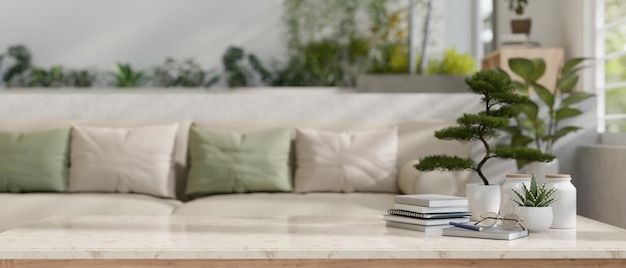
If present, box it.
[518,206,553,232]
[466,184,500,221]
[522,159,559,185]
[500,174,531,215]
[545,174,577,229]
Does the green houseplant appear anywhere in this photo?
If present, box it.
[508,0,528,15]
[414,70,554,185]
[113,63,145,88]
[414,70,554,219]
[511,173,557,232]
[507,0,531,35]
[506,57,594,168]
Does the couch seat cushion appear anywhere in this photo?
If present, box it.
[172,193,394,216]
[0,193,182,232]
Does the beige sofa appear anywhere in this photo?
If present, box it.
[0,119,471,231]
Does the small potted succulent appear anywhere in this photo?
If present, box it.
[511,173,557,232]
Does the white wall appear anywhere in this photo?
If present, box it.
[0,0,285,70]
[442,0,475,55]
[0,0,479,71]
[495,0,562,49]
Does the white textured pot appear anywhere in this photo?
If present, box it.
[522,159,559,185]
[466,184,500,221]
[518,206,553,232]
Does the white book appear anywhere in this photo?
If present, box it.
[393,203,469,213]
[383,215,469,226]
[394,194,468,207]
[385,220,451,233]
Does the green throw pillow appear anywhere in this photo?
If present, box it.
[0,128,71,192]
[186,127,292,196]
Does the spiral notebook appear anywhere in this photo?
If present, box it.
[383,215,470,226]
[386,209,472,219]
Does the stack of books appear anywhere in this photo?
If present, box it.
[384,194,471,232]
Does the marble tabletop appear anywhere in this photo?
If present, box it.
[0,215,624,260]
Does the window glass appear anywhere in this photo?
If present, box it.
[606,87,626,114]
[605,55,626,84]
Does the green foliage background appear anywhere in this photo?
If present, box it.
[604,0,626,131]
[0,0,476,89]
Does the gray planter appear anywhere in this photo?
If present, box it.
[356,74,468,93]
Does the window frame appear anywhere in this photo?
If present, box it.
[596,0,626,133]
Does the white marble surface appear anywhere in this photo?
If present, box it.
[0,215,624,260]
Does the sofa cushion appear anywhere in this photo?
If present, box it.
[171,193,393,216]
[294,127,398,193]
[185,127,292,196]
[0,193,182,231]
[0,128,70,192]
[69,124,179,198]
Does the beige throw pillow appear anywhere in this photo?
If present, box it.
[69,124,178,198]
[294,127,398,193]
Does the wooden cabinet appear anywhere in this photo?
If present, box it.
[482,47,565,91]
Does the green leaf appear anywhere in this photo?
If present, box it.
[528,59,546,81]
[530,174,538,195]
[508,58,535,82]
[533,118,547,137]
[561,66,586,79]
[561,58,587,74]
[519,118,536,133]
[520,101,539,119]
[512,133,533,147]
[555,107,583,121]
[531,82,555,108]
[512,81,529,94]
[557,73,579,93]
[561,92,595,106]
[551,126,580,144]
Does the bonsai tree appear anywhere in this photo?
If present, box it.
[506,58,594,168]
[414,70,555,185]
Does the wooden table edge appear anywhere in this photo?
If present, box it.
[2,258,626,268]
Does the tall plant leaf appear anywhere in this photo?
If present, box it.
[512,80,529,94]
[528,58,545,81]
[550,126,580,144]
[512,133,534,147]
[561,58,587,73]
[509,58,535,81]
[561,92,595,106]
[555,107,583,121]
[531,82,555,108]
[520,101,539,119]
[557,73,579,93]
